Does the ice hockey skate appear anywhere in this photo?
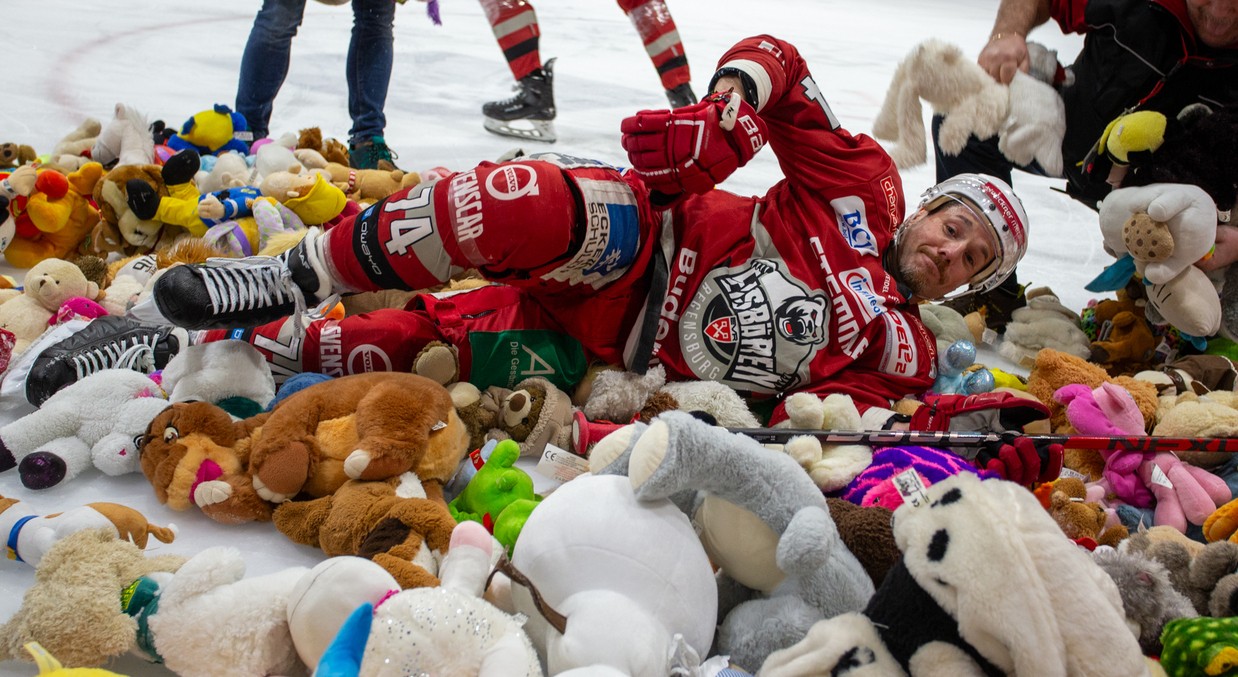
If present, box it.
[129,228,337,331]
[666,82,697,108]
[482,58,557,143]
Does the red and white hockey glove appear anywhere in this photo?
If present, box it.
[620,90,767,198]
[910,392,1061,484]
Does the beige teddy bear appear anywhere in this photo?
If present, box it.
[0,258,101,356]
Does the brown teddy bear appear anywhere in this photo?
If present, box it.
[1044,476,1129,548]
[447,375,575,456]
[297,126,351,167]
[272,473,458,589]
[1027,348,1160,479]
[139,372,471,524]
[0,142,37,169]
[827,497,901,587]
[319,161,421,203]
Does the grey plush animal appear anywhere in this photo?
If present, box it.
[1187,540,1238,617]
[1092,546,1197,654]
[589,410,874,671]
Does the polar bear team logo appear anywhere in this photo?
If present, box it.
[680,259,828,393]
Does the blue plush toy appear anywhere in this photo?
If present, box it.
[932,340,995,395]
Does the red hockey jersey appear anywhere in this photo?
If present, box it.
[625,35,938,418]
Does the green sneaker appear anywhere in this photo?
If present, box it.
[349,135,399,171]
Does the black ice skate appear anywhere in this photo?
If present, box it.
[666,82,697,108]
[25,315,188,406]
[128,228,335,331]
[483,58,557,143]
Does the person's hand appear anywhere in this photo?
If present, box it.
[620,90,767,198]
[974,434,1064,485]
[1098,183,1217,284]
[909,392,1058,483]
[1197,224,1238,273]
[978,33,1030,85]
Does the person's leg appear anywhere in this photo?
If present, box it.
[346,0,395,144]
[479,0,542,81]
[478,0,556,139]
[140,159,651,331]
[236,0,308,141]
[196,287,592,393]
[616,0,693,107]
[931,115,1016,185]
[345,0,398,169]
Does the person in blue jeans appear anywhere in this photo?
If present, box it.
[235,0,400,170]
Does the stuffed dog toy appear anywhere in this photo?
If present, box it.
[139,372,470,524]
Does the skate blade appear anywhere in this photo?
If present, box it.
[483,117,557,143]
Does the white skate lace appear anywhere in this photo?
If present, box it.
[70,337,157,381]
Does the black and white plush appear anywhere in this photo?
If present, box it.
[761,473,1150,676]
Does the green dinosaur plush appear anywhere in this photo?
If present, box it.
[447,439,541,554]
[1160,616,1238,677]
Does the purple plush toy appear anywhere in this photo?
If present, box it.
[838,445,996,510]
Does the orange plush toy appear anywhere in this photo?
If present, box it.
[4,163,104,268]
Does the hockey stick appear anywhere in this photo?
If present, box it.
[727,428,1238,453]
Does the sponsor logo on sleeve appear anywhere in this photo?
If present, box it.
[878,310,918,377]
[830,196,878,257]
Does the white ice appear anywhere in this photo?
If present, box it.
[0,0,1097,674]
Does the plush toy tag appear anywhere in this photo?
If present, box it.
[1149,463,1174,489]
[1059,467,1089,482]
[535,443,589,485]
[893,468,931,508]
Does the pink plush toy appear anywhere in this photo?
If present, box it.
[1055,382,1231,533]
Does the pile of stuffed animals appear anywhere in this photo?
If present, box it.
[2,62,1238,676]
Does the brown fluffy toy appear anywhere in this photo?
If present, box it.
[0,528,186,668]
[319,161,421,203]
[273,472,458,589]
[139,372,471,524]
[297,127,352,167]
[0,142,37,169]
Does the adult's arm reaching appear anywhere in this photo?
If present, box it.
[980,0,1053,84]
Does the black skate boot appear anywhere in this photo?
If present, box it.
[665,82,697,108]
[25,315,188,406]
[128,228,334,331]
[482,58,557,143]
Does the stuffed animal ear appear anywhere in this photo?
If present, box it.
[896,474,1145,677]
[895,474,1069,674]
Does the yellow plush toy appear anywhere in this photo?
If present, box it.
[260,170,348,225]
[3,164,104,268]
[166,104,252,156]
[1098,110,1167,187]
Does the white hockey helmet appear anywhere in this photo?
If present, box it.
[917,173,1029,296]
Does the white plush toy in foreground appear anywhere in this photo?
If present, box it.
[492,473,719,676]
[0,368,170,490]
[874,38,1065,175]
[313,521,543,676]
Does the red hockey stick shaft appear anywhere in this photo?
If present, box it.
[728,428,1238,453]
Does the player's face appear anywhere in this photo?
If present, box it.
[896,202,998,301]
[1189,0,1238,49]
